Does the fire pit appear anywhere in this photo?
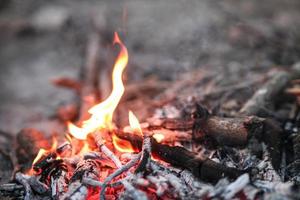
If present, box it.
[1,1,300,200]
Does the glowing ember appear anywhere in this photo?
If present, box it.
[153,133,165,143]
[68,32,128,140]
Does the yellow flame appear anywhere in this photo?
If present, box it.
[153,133,165,143]
[32,149,47,165]
[112,134,135,153]
[68,32,128,140]
[128,111,142,135]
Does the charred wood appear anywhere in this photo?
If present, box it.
[115,131,245,183]
[15,172,34,200]
[100,152,142,199]
[62,159,100,200]
[0,183,25,199]
[240,65,300,117]
[135,136,151,173]
[148,115,283,169]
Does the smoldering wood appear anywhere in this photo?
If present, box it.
[51,169,68,198]
[148,116,255,146]
[100,152,142,199]
[15,128,50,172]
[135,136,151,173]
[148,116,283,169]
[32,151,68,188]
[62,159,100,200]
[115,131,245,183]
[92,131,123,168]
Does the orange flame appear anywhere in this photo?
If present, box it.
[68,32,128,140]
[32,149,47,165]
[128,111,143,136]
[112,134,135,153]
[32,137,58,166]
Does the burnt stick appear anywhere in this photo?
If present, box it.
[115,131,245,183]
[240,64,300,117]
[135,136,151,173]
[148,116,283,169]
[62,159,100,200]
[240,71,291,117]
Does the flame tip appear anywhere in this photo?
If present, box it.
[113,32,121,44]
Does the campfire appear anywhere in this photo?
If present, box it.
[1,29,300,200]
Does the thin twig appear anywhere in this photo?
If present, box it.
[100,152,142,199]
[135,136,151,173]
[93,131,123,168]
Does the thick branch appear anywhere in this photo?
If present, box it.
[148,116,282,169]
[115,131,245,183]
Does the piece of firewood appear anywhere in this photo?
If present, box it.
[115,131,245,183]
[147,115,283,170]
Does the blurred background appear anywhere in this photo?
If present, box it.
[0,0,300,134]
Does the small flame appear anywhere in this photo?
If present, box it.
[32,149,47,165]
[128,111,142,135]
[153,133,165,143]
[78,142,90,155]
[112,134,135,153]
[68,32,128,140]
[31,137,58,168]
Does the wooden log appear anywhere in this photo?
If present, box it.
[115,131,245,183]
[148,116,283,170]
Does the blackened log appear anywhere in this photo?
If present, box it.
[149,116,283,170]
[197,116,252,146]
[115,131,245,183]
[135,136,151,173]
